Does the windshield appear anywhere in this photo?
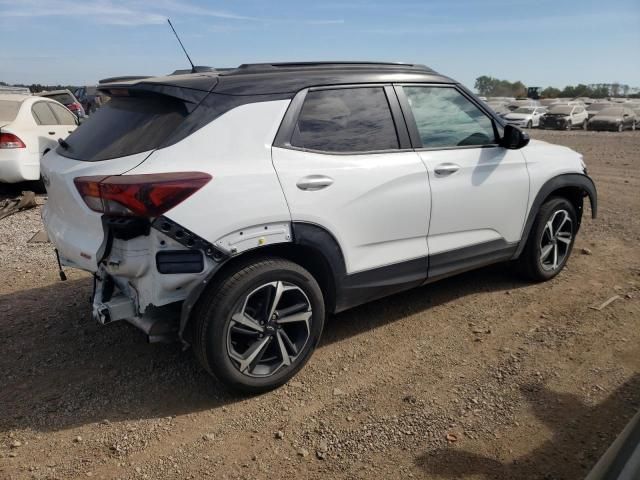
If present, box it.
[513,107,535,114]
[549,106,573,115]
[597,108,623,117]
[0,100,21,122]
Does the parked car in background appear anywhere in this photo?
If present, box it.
[539,105,588,130]
[0,94,77,183]
[503,106,548,128]
[585,102,612,119]
[37,89,86,119]
[40,61,596,392]
[507,99,539,111]
[486,101,511,116]
[0,86,31,95]
[587,106,637,131]
[74,86,109,114]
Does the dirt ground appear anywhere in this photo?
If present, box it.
[0,130,638,480]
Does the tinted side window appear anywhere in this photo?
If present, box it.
[403,87,496,149]
[49,103,76,125]
[291,87,399,153]
[32,102,58,125]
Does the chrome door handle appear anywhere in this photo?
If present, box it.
[434,163,460,176]
[296,175,334,191]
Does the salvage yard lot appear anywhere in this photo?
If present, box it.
[0,130,639,479]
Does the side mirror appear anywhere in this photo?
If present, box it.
[500,124,530,150]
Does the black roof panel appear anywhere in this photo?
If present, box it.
[215,62,453,95]
[99,61,455,97]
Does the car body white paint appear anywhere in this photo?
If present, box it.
[417,146,530,254]
[272,147,431,273]
[127,100,292,246]
[0,94,76,183]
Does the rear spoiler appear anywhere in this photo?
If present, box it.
[97,72,220,108]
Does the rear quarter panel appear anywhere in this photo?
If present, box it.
[126,99,293,244]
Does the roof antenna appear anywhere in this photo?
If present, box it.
[167,18,196,73]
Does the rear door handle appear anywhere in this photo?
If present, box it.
[48,131,56,135]
[296,175,334,191]
[434,163,460,176]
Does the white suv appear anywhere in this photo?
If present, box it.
[41,62,597,393]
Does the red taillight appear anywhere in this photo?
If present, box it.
[0,132,26,149]
[74,172,212,217]
[68,102,80,111]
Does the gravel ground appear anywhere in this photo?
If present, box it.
[0,130,639,480]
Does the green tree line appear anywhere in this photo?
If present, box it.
[474,76,636,98]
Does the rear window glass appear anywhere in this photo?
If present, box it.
[43,93,74,105]
[291,87,399,153]
[58,95,188,161]
[0,100,21,122]
[32,102,58,125]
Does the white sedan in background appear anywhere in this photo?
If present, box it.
[0,94,77,183]
[503,106,548,128]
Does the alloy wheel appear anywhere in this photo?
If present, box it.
[226,281,312,378]
[539,209,573,271]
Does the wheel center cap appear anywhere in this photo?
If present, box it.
[265,325,276,334]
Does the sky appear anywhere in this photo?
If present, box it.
[0,0,639,90]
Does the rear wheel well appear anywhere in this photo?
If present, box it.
[201,244,336,315]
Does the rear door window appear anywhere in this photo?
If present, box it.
[58,95,189,161]
[32,102,58,125]
[291,87,399,153]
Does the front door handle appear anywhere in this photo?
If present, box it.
[296,175,334,191]
[434,163,460,177]
[48,131,56,135]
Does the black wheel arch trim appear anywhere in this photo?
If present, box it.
[512,173,597,260]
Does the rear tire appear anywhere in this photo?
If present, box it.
[192,257,325,394]
[515,197,577,282]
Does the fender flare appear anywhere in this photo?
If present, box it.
[513,173,597,259]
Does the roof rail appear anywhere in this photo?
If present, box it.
[229,61,433,74]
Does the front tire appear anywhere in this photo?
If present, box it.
[192,258,325,394]
[516,197,577,282]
